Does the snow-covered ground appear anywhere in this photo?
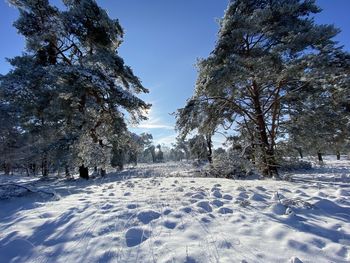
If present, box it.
[0,159,349,263]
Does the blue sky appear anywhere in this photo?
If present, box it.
[1,0,349,147]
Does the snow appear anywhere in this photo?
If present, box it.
[0,158,350,262]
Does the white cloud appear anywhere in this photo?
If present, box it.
[137,121,174,130]
[132,106,174,130]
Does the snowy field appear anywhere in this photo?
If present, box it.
[0,158,350,263]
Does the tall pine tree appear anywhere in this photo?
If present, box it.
[1,0,150,176]
[180,0,349,177]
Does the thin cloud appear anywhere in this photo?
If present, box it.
[137,123,174,130]
[132,106,174,130]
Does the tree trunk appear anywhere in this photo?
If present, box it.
[336,151,340,160]
[4,163,11,175]
[252,82,278,177]
[100,168,106,177]
[297,147,303,159]
[317,152,323,162]
[79,165,89,179]
[65,165,70,177]
[30,163,37,176]
[42,156,48,177]
[150,149,156,163]
[206,135,213,164]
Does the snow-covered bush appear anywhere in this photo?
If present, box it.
[205,150,256,179]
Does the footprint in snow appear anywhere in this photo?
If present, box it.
[97,225,113,235]
[310,238,326,249]
[137,210,161,224]
[163,208,172,215]
[249,193,266,202]
[197,201,212,213]
[184,256,198,263]
[164,220,177,229]
[211,187,221,192]
[127,204,138,209]
[236,186,246,192]
[201,217,212,223]
[237,192,249,199]
[180,206,192,213]
[125,227,150,247]
[101,203,114,210]
[184,192,194,197]
[191,193,206,199]
[218,207,233,214]
[98,251,118,262]
[211,190,222,198]
[255,186,267,192]
[222,194,233,200]
[171,213,183,219]
[211,199,224,207]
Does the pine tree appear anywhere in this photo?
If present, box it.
[188,135,208,162]
[1,0,150,176]
[176,100,219,163]
[187,0,348,177]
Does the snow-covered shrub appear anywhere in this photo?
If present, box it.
[192,160,207,168]
[205,150,256,179]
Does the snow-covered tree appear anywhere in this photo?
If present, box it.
[188,135,208,161]
[0,0,150,176]
[176,100,219,163]
[187,0,348,177]
[172,137,190,161]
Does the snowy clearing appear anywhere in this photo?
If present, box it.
[0,159,350,263]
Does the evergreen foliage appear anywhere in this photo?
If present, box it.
[177,0,350,177]
[0,0,150,176]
